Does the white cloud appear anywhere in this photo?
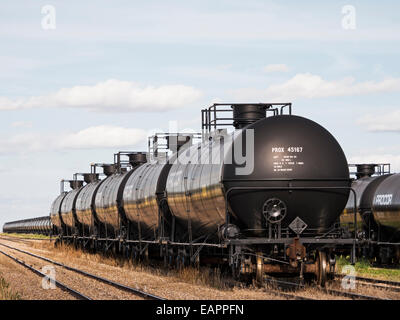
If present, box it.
[0,79,202,112]
[0,125,147,153]
[231,73,400,101]
[263,64,289,73]
[357,110,400,132]
[59,126,147,149]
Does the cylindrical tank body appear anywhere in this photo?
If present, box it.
[50,192,68,229]
[166,137,226,239]
[60,187,84,229]
[94,172,128,232]
[372,174,400,241]
[75,179,104,229]
[122,162,168,239]
[166,115,350,239]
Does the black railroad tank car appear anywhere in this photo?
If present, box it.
[342,164,392,233]
[4,103,362,285]
[342,164,400,263]
[166,108,350,242]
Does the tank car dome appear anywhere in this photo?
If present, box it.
[223,114,350,235]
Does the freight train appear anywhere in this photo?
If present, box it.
[2,103,399,285]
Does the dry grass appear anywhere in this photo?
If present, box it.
[31,241,234,291]
[0,233,50,240]
[0,273,21,300]
[176,266,231,290]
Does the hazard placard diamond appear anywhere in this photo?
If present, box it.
[289,216,308,235]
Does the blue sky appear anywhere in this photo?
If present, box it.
[1,0,400,228]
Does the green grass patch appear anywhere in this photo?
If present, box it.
[0,275,21,300]
[336,255,400,281]
[0,232,50,240]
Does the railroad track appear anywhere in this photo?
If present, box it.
[335,274,400,293]
[0,235,51,246]
[266,288,314,300]
[0,242,165,300]
[0,248,91,300]
[1,236,396,300]
[264,276,389,300]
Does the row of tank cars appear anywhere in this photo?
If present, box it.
[3,216,53,235]
[2,103,400,286]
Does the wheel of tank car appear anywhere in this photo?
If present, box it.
[327,253,336,280]
[121,243,125,257]
[144,247,149,262]
[103,243,108,255]
[193,254,200,270]
[395,247,400,265]
[255,252,264,286]
[163,250,168,267]
[131,248,138,263]
[176,254,183,270]
[231,264,241,280]
[316,251,328,287]
[91,240,97,253]
[123,244,130,259]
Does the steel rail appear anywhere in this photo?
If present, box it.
[336,274,400,292]
[0,248,91,300]
[265,288,314,300]
[0,242,165,300]
[323,288,388,300]
[353,275,400,287]
[264,276,389,300]
[264,278,313,300]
